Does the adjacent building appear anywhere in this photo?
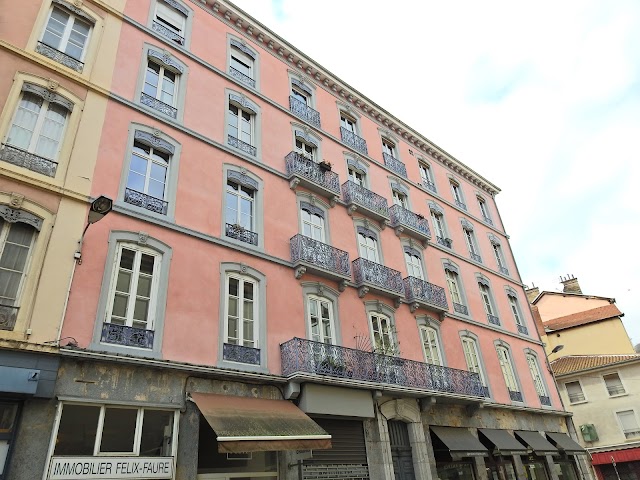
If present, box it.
[2,1,591,480]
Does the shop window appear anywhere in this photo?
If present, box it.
[0,403,20,478]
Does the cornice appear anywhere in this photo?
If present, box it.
[192,0,501,196]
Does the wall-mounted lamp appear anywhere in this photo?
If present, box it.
[551,344,564,354]
[76,195,113,263]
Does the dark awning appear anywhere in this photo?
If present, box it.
[479,429,528,455]
[546,432,586,454]
[191,392,331,453]
[430,426,488,459]
[514,431,559,455]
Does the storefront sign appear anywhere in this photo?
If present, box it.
[48,457,173,480]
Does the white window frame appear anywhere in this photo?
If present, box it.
[225,179,255,232]
[340,113,357,134]
[493,243,507,272]
[616,409,640,439]
[126,141,170,205]
[223,273,258,350]
[419,162,436,191]
[445,269,463,306]
[40,5,93,62]
[300,205,325,242]
[291,85,309,106]
[478,196,492,222]
[464,228,480,259]
[478,282,498,321]
[461,336,488,389]
[230,47,254,80]
[154,1,186,39]
[526,353,548,399]
[508,294,525,328]
[0,221,37,309]
[348,167,366,186]
[420,326,443,366]
[392,189,408,208]
[432,211,447,240]
[404,249,424,279]
[369,312,397,356]
[227,101,255,148]
[382,138,397,158]
[307,294,335,344]
[295,137,316,161]
[603,372,626,397]
[450,180,466,208]
[144,60,179,108]
[358,231,380,263]
[496,346,520,397]
[565,380,587,404]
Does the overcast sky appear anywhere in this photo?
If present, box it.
[230,0,640,346]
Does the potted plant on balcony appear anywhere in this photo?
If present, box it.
[416,213,425,219]
[318,160,332,172]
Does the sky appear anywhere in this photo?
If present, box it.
[230,0,640,345]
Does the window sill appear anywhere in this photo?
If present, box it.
[89,341,161,360]
[115,200,174,224]
[608,393,628,398]
[569,400,588,405]
[216,359,268,374]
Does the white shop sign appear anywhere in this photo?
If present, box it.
[48,456,174,480]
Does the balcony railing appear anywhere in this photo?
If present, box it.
[35,41,84,72]
[404,277,448,312]
[470,251,482,263]
[227,135,257,157]
[623,430,640,439]
[281,338,485,398]
[481,385,491,398]
[290,234,351,280]
[0,305,18,331]
[517,324,529,335]
[539,395,551,406]
[152,21,185,45]
[482,215,493,226]
[453,302,468,315]
[382,152,407,177]
[509,390,523,402]
[353,258,404,298]
[0,143,57,177]
[569,392,585,403]
[423,179,437,193]
[223,343,260,365]
[285,152,340,197]
[389,205,431,243]
[140,92,178,119]
[340,127,368,155]
[455,200,467,210]
[229,67,256,88]
[101,323,154,349]
[499,266,510,276]
[487,314,501,326]
[124,188,168,215]
[606,384,626,396]
[289,96,321,128]
[437,236,453,248]
[342,181,389,222]
[225,223,258,246]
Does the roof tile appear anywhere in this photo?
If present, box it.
[543,304,622,331]
[551,354,640,375]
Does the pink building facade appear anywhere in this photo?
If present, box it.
[4,1,591,480]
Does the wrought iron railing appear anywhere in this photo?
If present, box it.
[437,236,453,248]
[481,385,491,398]
[499,266,510,276]
[223,343,260,365]
[517,324,529,335]
[289,96,321,128]
[36,41,84,72]
[0,143,58,177]
[124,188,168,215]
[101,323,154,349]
[403,277,448,310]
[482,215,493,226]
[455,200,467,210]
[280,338,485,397]
[487,314,501,326]
[568,392,585,403]
[290,234,351,278]
[353,258,404,296]
[340,127,368,155]
[623,429,640,439]
[152,21,185,45]
[389,205,431,238]
[423,180,437,193]
[470,251,482,263]
[382,152,407,177]
[229,67,256,88]
[509,390,523,402]
[453,302,468,315]
[225,223,258,245]
[539,395,551,406]
[342,181,389,219]
[227,135,257,157]
[285,152,340,194]
[0,305,18,331]
[140,92,178,119]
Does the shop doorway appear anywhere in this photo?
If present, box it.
[522,460,549,480]
[388,421,415,480]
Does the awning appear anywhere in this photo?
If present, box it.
[191,392,331,453]
[514,431,558,455]
[479,429,528,455]
[591,447,640,465]
[545,432,586,455]
[430,426,488,459]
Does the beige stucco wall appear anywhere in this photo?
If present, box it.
[545,319,635,356]
[536,294,611,319]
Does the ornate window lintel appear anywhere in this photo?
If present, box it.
[147,49,184,73]
[134,130,175,154]
[22,83,73,111]
[227,170,258,190]
[0,205,43,231]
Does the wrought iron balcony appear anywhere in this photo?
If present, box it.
[35,41,84,72]
[517,324,529,335]
[455,200,467,210]
[281,338,485,398]
[223,343,260,365]
[289,96,321,128]
[436,236,453,248]
[124,188,168,215]
[539,395,551,406]
[482,215,493,226]
[101,323,154,349]
[481,385,491,398]
[290,234,351,283]
[229,67,256,88]
[404,277,448,313]
[342,180,389,223]
[499,266,509,276]
[508,390,523,402]
[0,143,57,177]
[285,152,340,202]
[340,127,368,155]
[423,179,437,193]
[225,223,258,246]
[227,135,257,157]
[453,302,468,315]
[382,152,407,178]
[152,21,185,45]
[353,258,404,300]
[389,205,431,244]
[0,305,18,331]
[140,92,178,119]
[487,314,501,326]
[470,251,482,263]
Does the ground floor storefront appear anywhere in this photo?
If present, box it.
[591,447,640,480]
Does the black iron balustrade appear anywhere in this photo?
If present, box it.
[229,67,256,88]
[481,385,491,398]
[483,215,493,226]
[0,305,18,331]
[539,395,551,406]
[508,390,524,402]
[342,181,389,221]
[437,236,453,248]
[289,96,321,128]
[470,251,482,263]
[404,277,448,312]
[152,21,185,45]
[353,258,404,297]
[487,314,501,326]
[225,223,258,245]
[124,188,168,215]
[280,338,485,397]
[423,179,437,193]
[453,302,468,315]
[227,135,257,157]
[455,200,467,210]
[140,92,178,119]
[340,127,368,155]
[290,234,351,279]
[499,266,510,276]
[0,143,58,177]
[517,324,528,335]
[36,41,84,72]
[382,152,407,177]
[285,152,340,195]
[389,205,431,242]
[223,343,261,365]
[101,323,154,349]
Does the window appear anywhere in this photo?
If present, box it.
[295,138,315,161]
[392,189,408,208]
[382,139,396,158]
[291,86,309,106]
[38,5,93,71]
[526,353,549,404]
[300,202,325,242]
[308,295,334,344]
[491,240,509,275]
[293,129,320,162]
[420,326,442,365]
[450,180,466,210]
[429,203,451,248]
[340,111,367,154]
[357,227,380,263]
[496,346,521,401]
[419,163,436,192]
[340,114,357,133]
[444,265,467,315]
[2,86,72,177]
[462,221,481,262]
[603,373,626,396]
[348,167,365,186]
[461,336,489,396]
[224,273,257,352]
[565,381,586,404]
[228,37,258,89]
[153,0,187,45]
[478,280,499,325]
[289,77,319,127]
[478,196,492,224]
[225,93,259,157]
[370,312,396,355]
[125,141,170,215]
[507,291,528,335]
[225,180,256,245]
[617,410,640,439]
[404,247,423,279]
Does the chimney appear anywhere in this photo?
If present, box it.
[525,284,540,303]
[560,274,582,294]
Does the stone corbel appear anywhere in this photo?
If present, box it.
[394,226,404,237]
[294,266,306,279]
[409,302,420,314]
[357,286,369,298]
[394,297,401,309]
[289,178,300,190]
[346,204,357,216]
[329,196,338,208]
[338,280,348,292]
[466,401,484,417]
[380,219,389,230]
